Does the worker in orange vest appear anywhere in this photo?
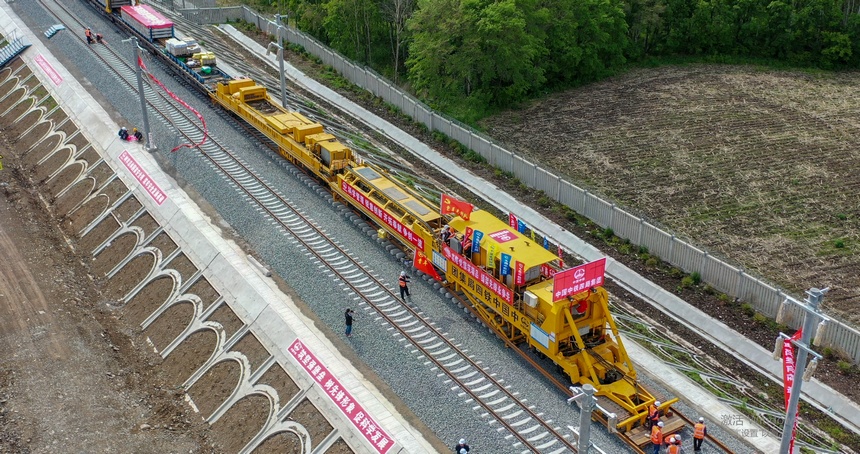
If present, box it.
[667,435,682,454]
[650,421,664,454]
[85,27,93,44]
[647,400,661,428]
[398,271,411,300]
[693,417,707,452]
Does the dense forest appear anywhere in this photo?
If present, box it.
[246,0,860,118]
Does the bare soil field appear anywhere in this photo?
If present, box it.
[0,153,216,453]
[479,65,860,326]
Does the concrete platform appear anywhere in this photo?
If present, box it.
[0,4,436,453]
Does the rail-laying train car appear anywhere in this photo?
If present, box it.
[90,0,685,440]
[211,80,686,438]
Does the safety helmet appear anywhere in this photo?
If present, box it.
[667,436,675,444]
[400,271,406,276]
[120,127,127,131]
[133,128,138,132]
[674,435,682,444]
[460,450,467,454]
[459,439,466,444]
[657,422,664,428]
[654,400,661,407]
[443,224,450,230]
[699,417,704,422]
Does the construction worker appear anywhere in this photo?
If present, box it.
[650,421,664,454]
[667,435,682,454]
[453,438,470,453]
[95,33,104,44]
[132,128,143,142]
[398,271,411,300]
[118,127,129,141]
[440,224,453,245]
[344,308,354,337]
[693,417,707,452]
[647,400,661,428]
[85,27,93,44]
[460,234,472,258]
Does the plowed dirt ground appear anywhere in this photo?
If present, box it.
[479,65,860,326]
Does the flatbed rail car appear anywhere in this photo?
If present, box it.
[211,78,686,439]
[213,78,443,251]
[90,0,230,91]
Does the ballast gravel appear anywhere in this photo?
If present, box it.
[11,2,756,453]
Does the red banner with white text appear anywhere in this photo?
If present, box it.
[783,329,803,453]
[414,249,441,281]
[551,258,606,302]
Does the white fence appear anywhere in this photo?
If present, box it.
[180,6,860,364]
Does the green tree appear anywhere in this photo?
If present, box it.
[470,0,547,105]
[407,0,547,111]
[406,0,475,105]
[379,0,416,82]
[324,0,387,64]
[288,0,330,42]
[623,0,665,58]
[542,0,628,85]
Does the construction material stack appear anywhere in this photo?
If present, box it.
[120,4,173,42]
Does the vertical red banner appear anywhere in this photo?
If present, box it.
[557,245,565,268]
[508,213,518,229]
[515,261,525,286]
[782,329,803,453]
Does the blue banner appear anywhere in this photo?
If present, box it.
[500,253,512,275]
[543,236,549,249]
[517,220,527,233]
[472,230,483,253]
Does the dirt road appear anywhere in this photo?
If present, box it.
[0,164,215,453]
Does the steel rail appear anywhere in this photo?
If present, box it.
[44,1,582,451]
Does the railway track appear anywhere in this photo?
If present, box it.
[41,1,597,452]
[151,6,445,202]
[65,3,854,454]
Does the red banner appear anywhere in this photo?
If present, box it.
[119,150,167,205]
[783,329,803,453]
[540,263,557,278]
[557,245,565,268]
[341,180,424,250]
[488,228,517,244]
[443,245,513,304]
[414,249,441,281]
[289,339,394,453]
[138,57,208,152]
[440,194,473,220]
[508,213,518,229]
[552,258,606,302]
[515,261,525,286]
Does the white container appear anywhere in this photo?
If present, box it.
[165,38,188,57]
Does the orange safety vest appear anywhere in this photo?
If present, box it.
[694,423,706,439]
[667,444,680,454]
[650,426,663,445]
[85,29,92,38]
[399,276,408,287]
[648,404,660,421]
